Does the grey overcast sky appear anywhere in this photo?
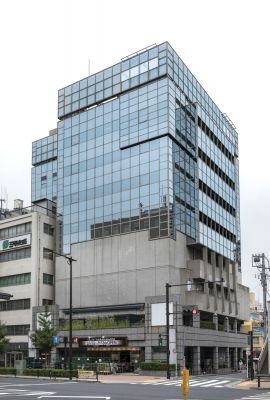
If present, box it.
[0,0,269,297]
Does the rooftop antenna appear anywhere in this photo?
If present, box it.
[88,60,91,76]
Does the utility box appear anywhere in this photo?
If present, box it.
[15,360,26,375]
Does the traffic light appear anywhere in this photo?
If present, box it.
[158,334,163,347]
[183,305,198,315]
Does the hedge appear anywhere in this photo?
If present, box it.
[25,368,78,378]
[140,362,177,371]
[0,367,16,375]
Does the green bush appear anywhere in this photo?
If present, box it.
[60,316,136,330]
[0,367,16,375]
[25,368,78,378]
[140,362,176,371]
[200,321,216,330]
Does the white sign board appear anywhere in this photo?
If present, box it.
[169,328,176,364]
[0,234,31,252]
[151,302,173,326]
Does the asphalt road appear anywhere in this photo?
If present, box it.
[0,376,268,400]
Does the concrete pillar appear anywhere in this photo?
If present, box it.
[213,313,218,330]
[202,247,210,308]
[225,347,230,368]
[193,311,200,328]
[233,319,238,334]
[233,347,238,371]
[144,344,152,362]
[211,251,218,310]
[232,261,238,315]
[213,347,219,373]
[225,258,232,314]
[218,255,225,312]
[193,346,201,375]
[224,316,229,332]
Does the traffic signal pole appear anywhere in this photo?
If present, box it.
[166,283,171,379]
[165,278,224,380]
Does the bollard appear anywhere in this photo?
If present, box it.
[181,368,189,400]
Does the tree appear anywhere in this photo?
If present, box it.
[0,321,9,354]
[31,307,57,366]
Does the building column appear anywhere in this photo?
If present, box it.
[193,311,200,328]
[224,316,229,332]
[203,247,210,309]
[218,255,225,312]
[213,313,218,330]
[193,346,201,375]
[225,347,230,368]
[213,347,219,373]
[211,251,218,311]
[233,319,238,334]
[144,343,152,362]
[233,347,238,371]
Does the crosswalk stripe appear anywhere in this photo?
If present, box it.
[189,379,219,387]
[237,397,270,399]
[128,377,237,388]
[201,380,230,387]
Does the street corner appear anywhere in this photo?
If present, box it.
[237,380,257,389]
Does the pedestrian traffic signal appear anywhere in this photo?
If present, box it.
[192,309,198,315]
[158,334,163,347]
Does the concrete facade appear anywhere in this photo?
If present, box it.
[0,200,56,365]
[55,229,249,374]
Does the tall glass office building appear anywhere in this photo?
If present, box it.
[32,43,247,374]
[32,42,240,261]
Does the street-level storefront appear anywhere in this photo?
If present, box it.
[56,336,143,372]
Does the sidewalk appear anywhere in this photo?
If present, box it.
[98,373,166,384]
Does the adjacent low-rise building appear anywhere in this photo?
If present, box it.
[0,199,57,366]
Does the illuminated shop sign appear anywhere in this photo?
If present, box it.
[79,337,125,347]
[0,234,31,252]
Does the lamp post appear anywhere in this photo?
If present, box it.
[165,278,224,379]
[52,251,76,380]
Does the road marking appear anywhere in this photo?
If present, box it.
[0,383,75,387]
[37,397,110,399]
[200,379,230,387]
[189,379,219,387]
[238,397,270,399]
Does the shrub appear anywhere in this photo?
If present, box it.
[140,362,176,371]
[0,367,16,375]
[25,368,78,378]
[200,321,216,330]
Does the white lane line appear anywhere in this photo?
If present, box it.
[201,379,230,387]
[38,397,110,400]
[0,383,76,387]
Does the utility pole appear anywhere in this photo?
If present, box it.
[252,253,269,339]
[165,283,171,379]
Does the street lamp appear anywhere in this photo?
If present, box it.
[165,278,224,379]
[52,251,77,380]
